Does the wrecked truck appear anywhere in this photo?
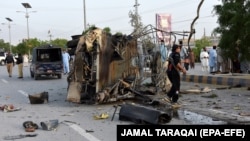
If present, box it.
[66,27,141,104]
[65,26,186,105]
[65,26,189,124]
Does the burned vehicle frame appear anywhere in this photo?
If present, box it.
[66,25,190,104]
[65,26,192,124]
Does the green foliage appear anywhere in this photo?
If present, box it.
[0,39,10,52]
[193,38,212,62]
[103,27,111,34]
[50,38,68,48]
[213,0,250,61]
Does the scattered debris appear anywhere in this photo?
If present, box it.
[28,91,49,104]
[93,113,109,120]
[0,104,21,112]
[233,105,241,110]
[3,134,38,140]
[23,121,38,132]
[239,112,250,116]
[40,119,59,131]
[201,93,218,98]
[63,120,77,124]
[111,105,119,121]
[119,103,172,124]
[181,87,213,94]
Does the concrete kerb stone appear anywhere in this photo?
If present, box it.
[181,74,250,87]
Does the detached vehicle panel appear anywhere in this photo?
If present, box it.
[30,44,63,80]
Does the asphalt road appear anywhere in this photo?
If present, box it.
[1,64,250,141]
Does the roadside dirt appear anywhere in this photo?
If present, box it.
[177,81,250,124]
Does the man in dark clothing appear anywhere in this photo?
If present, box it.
[15,53,24,78]
[5,51,15,77]
[166,44,186,107]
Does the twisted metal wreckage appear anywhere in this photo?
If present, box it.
[64,1,203,125]
[64,0,204,105]
[65,25,190,105]
[64,25,193,124]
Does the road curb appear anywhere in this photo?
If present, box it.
[181,74,250,87]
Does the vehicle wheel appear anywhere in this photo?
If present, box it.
[58,74,62,79]
[34,74,39,80]
[30,71,34,78]
[0,60,5,66]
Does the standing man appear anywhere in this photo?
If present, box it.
[4,51,15,77]
[15,53,24,78]
[23,54,29,67]
[181,46,190,71]
[160,40,168,63]
[208,45,217,73]
[62,49,71,75]
[200,47,209,72]
[166,44,186,108]
[216,47,223,73]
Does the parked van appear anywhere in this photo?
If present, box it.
[30,44,63,80]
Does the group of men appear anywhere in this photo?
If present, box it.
[200,45,230,74]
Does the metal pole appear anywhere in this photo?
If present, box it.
[8,23,12,53]
[26,9,30,39]
[83,0,87,30]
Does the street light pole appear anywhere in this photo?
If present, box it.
[4,18,13,53]
[83,0,87,30]
[17,3,36,57]
[17,3,36,41]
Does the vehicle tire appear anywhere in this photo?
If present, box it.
[0,60,5,66]
[30,71,34,78]
[58,74,62,79]
[34,74,39,80]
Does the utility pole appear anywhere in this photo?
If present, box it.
[134,0,139,34]
[83,0,87,31]
[17,2,37,57]
[2,18,13,53]
[134,0,144,82]
[48,30,53,42]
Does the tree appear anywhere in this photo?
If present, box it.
[50,38,68,48]
[193,37,212,62]
[0,39,10,52]
[213,0,250,61]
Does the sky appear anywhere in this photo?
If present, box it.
[0,0,221,45]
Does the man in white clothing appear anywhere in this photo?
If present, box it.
[62,50,71,75]
[200,47,209,72]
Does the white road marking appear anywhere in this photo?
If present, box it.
[65,122,101,141]
[1,79,8,84]
[18,90,29,97]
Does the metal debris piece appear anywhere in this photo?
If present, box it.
[28,91,49,104]
[93,113,109,120]
[119,103,172,124]
[3,134,38,140]
[40,119,59,131]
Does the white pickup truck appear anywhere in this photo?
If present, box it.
[0,52,6,65]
